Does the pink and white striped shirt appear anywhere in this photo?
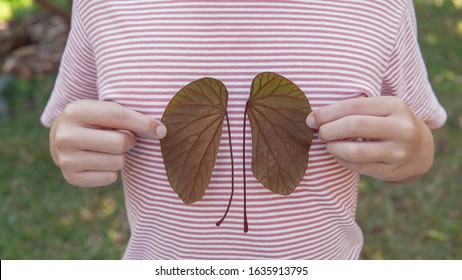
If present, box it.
[42,0,446,259]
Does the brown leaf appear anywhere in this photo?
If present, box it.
[246,72,312,195]
[160,78,228,204]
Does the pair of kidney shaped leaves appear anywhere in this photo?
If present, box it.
[160,72,313,207]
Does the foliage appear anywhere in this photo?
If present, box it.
[0,0,71,21]
[0,0,35,21]
[246,72,312,195]
[161,73,312,233]
[161,77,229,205]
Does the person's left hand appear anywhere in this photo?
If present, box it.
[306,96,435,184]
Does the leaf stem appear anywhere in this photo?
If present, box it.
[243,101,249,233]
[216,110,235,227]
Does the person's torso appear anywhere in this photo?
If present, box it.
[75,0,405,259]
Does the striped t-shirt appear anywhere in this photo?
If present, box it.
[41,0,446,259]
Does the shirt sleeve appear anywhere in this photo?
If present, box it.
[381,0,446,129]
[40,2,98,127]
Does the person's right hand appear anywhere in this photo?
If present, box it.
[49,100,167,187]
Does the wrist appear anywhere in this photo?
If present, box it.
[387,118,435,185]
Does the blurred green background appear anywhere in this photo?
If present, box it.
[0,0,461,259]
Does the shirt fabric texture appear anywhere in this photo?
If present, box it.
[41,0,447,259]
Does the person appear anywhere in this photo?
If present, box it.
[41,0,446,259]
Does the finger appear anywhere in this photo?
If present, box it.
[326,141,399,164]
[58,151,125,172]
[318,115,396,141]
[63,100,167,139]
[63,170,119,188]
[307,96,401,129]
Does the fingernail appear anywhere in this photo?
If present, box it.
[156,124,167,138]
[306,113,316,129]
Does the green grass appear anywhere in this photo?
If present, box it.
[0,1,461,259]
